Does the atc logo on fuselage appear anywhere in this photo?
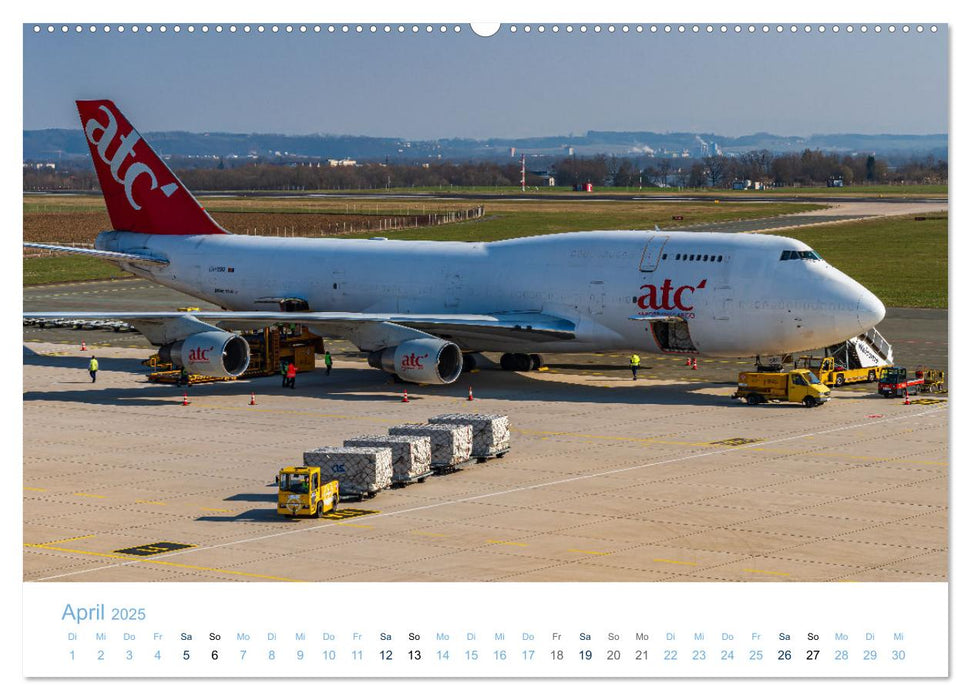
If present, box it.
[636,278,707,312]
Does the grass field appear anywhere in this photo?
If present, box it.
[22,195,947,307]
[790,213,948,308]
[22,254,134,286]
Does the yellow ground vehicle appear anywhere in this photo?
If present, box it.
[277,466,340,517]
[734,369,831,407]
[794,356,879,387]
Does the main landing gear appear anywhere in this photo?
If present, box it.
[500,353,543,372]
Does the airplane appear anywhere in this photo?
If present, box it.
[23,100,887,385]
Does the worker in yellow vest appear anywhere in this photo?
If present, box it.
[88,355,99,383]
[629,353,641,380]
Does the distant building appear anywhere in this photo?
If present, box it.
[731,179,765,191]
[327,158,358,167]
[827,176,845,187]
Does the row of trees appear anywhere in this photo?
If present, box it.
[23,149,946,192]
[597,150,947,188]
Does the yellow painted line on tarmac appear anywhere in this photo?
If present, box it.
[743,568,791,577]
[487,539,528,547]
[412,531,448,538]
[568,549,609,556]
[135,500,168,506]
[654,558,698,566]
[42,534,96,546]
[338,522,374,529]
[24,486,47,492]
[74,492,106,499]
[24,543,302,582]
[198,507,231,513]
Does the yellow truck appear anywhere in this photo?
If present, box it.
[277,466,340,517]
[734,369,831,407]
[794,356,879,387]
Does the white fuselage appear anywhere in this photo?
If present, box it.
[97,229,885,357]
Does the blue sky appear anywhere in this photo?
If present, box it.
[23,22,948,139]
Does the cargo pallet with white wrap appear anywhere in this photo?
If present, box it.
[388,423,474,474]
[302,446,393,501]
[428,414,511,462]
[343,435,433,487]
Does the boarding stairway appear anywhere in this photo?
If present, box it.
[826,327,894,369]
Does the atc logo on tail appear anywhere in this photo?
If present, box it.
[75,99,226,236]
[83,104,178,211]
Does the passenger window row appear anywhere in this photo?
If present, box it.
[662,253,724,262]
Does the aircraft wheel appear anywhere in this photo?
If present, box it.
[529,354,543,371]
[514,353,532,372]
[500,353,515,371]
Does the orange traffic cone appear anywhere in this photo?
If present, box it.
[249,392,257,406]
[467,386,474,401]
[692,358,698,370]
[80,340,86,351]
[402,389,409,403]
[181,392,189,406]
[903,388,911,405]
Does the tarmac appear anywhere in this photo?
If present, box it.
[23,284,948,583]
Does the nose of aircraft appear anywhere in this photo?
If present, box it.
[857,287,886,330]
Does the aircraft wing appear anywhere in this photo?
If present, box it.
[23,243,169,267]
[23,310,576,347]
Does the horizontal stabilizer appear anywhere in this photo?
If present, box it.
[23,242,169,266]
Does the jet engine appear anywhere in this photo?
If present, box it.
[158,331,251,378]
[368,338,463,385]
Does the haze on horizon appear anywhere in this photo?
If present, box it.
[23,23,948,140]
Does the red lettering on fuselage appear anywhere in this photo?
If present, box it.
[637,278,707,312]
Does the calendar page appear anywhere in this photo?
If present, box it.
[17,1,957,695]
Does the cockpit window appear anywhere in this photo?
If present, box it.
[780,250,823,262]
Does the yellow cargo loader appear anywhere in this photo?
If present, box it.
[277,466,340,517]
[794,356,880,387]
[734,369,831,407]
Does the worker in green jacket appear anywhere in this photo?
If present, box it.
[88,356,99,383]
[629,353,641,380]
[324,351,333,376]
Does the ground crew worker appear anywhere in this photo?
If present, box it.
[324,351,333,376]
[280,359,288,387]
[88,355,99,383]
[177,366,189,387]
[286,361,297,389]
[629,353,641,380]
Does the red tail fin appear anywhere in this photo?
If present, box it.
[76,100,226,235]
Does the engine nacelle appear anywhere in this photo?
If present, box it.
[158,331,251,378]
[368,338,463,385]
